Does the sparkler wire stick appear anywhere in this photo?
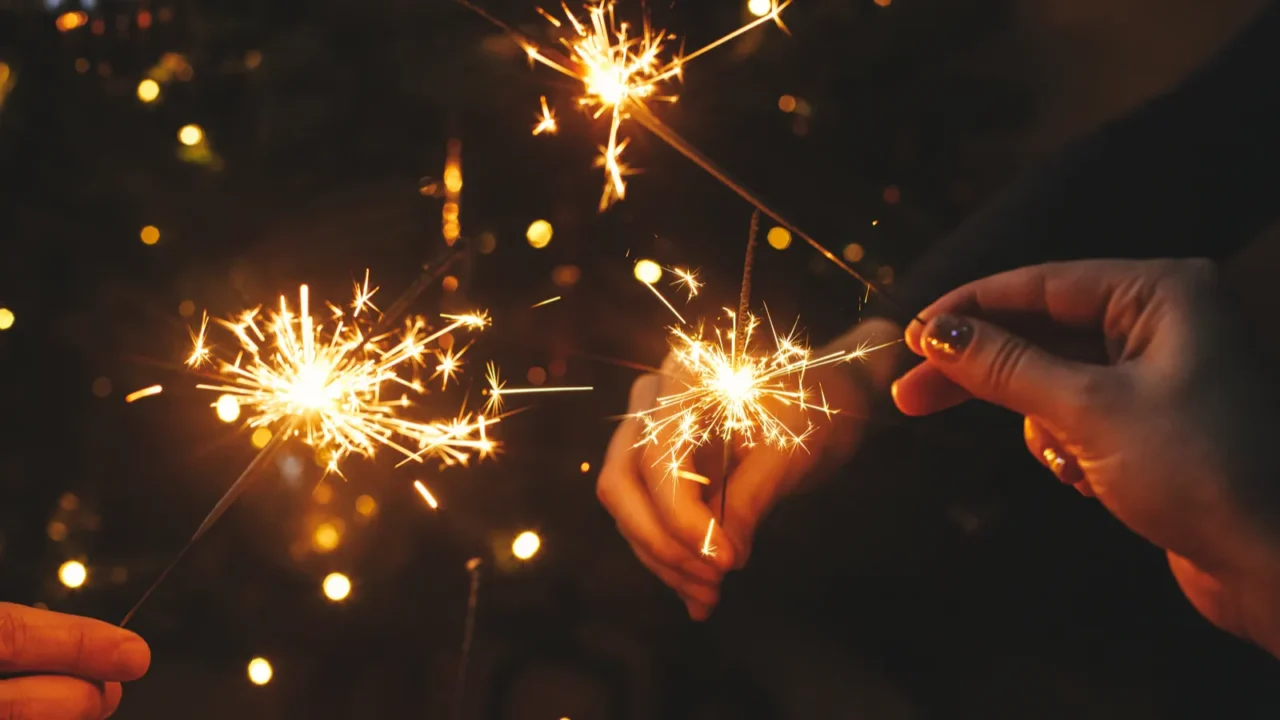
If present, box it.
[451,557,484,720]
[121,249,467,627]
[120,418,297,627]
[721,211,760,525]
[624,100,925,326]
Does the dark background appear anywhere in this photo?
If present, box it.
[1,0,1277,717]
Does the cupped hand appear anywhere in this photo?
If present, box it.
[597,318,901,620]
[0,603,151,719]
[891,259,1280,655]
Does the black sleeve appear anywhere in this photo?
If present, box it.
[886,2,1280,316]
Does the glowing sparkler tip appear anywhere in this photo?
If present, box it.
[125,385,164,403]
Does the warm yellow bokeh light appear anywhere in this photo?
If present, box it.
[250,427,273,449]
[875,0,892,6]
[247,657,273,685]
[778,94,797,113]
[140,225,160,245]
[633,259,662,285]
[512,531,541,560]
[136,78,160,103]
[215,394,240,423]
[0,308,14,331]
[747,0,772,17]
[842,243,865,263]
[354,494,377,517]
[312,522,341,553]
[767,226,792,250]
[58,560,87,589]
[322,572,351,601]
[580,462,591,473]
[178,124,204,146]
[526,219,553,249]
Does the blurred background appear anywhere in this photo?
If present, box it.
[1,0,1278,717]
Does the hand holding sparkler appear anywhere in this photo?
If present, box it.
[598,240,900,619]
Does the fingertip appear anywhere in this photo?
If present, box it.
[904,317,926,356]
[102,681,123,718]
[111,636,152,680]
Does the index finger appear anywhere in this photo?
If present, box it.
[905,260,1168,354]
[0,603,151,681]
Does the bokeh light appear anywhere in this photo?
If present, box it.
[778,94,796,113]
[354,494,377,517]
[139,225,160,245]
[58,560,87,588]
[250,427,273,449]
[0,308,12,330]
[526,219,553,249]
[633,259,662,285]
[178,300,195,317]
[842,243,865,263]
[91,377,112,398]
[47,521,68,542]
[580,462,590,473]
[767,226,792,250]
[875,0,892,6]
[512,531,541,560]
[136,78,160,103]
[747,0,772,18]
[322,572,351,602]
[247,657,273,685]
[477,232,497,254]
[312,521,342,553]
[178,124,204,146]
[215,394,240,423]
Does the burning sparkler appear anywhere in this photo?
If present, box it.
[631,216,897,557]
[469,1,923,325]
[189,278,494,476]
[464,0,788,210]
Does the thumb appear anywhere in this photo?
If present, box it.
[917,313,1112,425]
[716,448,798,569]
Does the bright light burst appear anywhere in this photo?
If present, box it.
[634,269,896,484]
[512,0,789,209]
[482,362,593,415]
[186,275,497,476]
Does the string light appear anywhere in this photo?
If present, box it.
[247,657,273,686]
[136,78,160,103]
[322,572,351,601]
[512,531,541,560]
[526,219,553,249]
[215,394,241,423]
[58,560,87,589]
[633,259,662,285]
[178,124,204,146]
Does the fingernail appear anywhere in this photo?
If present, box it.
[113,636,151,677]
[922,314,972,358]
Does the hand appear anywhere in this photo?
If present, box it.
[0,603,151,719]
[597,319,902,620]
[891,259,1280,656]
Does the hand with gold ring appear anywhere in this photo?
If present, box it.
[892,259,1280,658]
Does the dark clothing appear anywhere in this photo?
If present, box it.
[891,2,1280,315]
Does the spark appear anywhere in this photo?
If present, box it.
[186,311,211,367]
[414,479,439,509]
[532,95,558,135]
[632,277,897,483]
[186,276,495,476]
[530,295,562,308]
[491,0,788,210]
[700,517,717,557]
[482,362,594,415]
[125,385,164,403]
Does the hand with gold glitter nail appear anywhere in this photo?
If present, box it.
[597,319,901,620]
[892,258,1280,658]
